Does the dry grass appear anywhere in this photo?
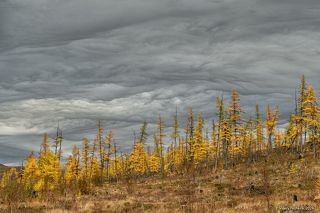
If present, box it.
[1,152,320,212]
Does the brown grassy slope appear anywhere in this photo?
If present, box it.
[1,152,320,213]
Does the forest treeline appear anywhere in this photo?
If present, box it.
[0,76,319,203]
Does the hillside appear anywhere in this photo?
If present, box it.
[1,151,319,213]
[0,164,8,173]
[0,77,318,212]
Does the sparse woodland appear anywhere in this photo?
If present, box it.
[0,76,319,212]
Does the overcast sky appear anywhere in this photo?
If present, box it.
[0,0,319,165]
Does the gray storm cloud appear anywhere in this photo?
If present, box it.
[0,0,319,164]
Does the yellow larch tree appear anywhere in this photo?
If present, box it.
[65,145,81,185]
[157,115,166,178]
[0,168,21,204]
[105,131,113,179]
[203,129,211,165]
[228,89,242,164]
[274,130,284,148]
[129,143,147,175]
[303,86,319,158]
[64,156,78,186]
[23,152,41,194]
[164,145,175,175]
[53,126,63,161]
[193,112,209,164]
[211,120,217,164]
[266,105,279,152]
[90,156,100,184]
[97,121,106,183]
[185,108,195,162]
[129,122,148,176]
[0,168,19,189]
[221,119,231,170]
[240,125,247,160]
[171,107,179,171]
[36,133,61,192]
[214,96,225,170]
[298,75,307,149]
[148,133,160,174]
[174,137,185,173]
[255,104,264,153]
[245,119,255,163]
[81,138,90,180]
[148,154,160,174]
[285,114,300,150]
[72,145,81,178]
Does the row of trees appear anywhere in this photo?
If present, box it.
[1,76,319,199]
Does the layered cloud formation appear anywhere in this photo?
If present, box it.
[0,0,319,164]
